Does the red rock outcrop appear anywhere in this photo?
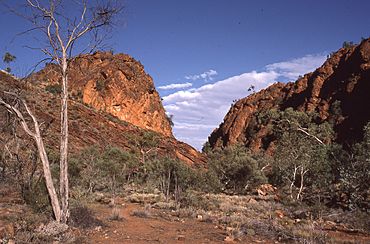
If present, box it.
[29,51,172,137]
[1,64,205,167]
[209,38,370,150]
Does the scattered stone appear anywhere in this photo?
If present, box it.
[246,228,255,236]
[275,210,284,218]
[226,227,234,232]
[248,198,258,204]
[224,236,234,242]
[36,221,68,237]
[94,226,102,232]
[177,235,185,241]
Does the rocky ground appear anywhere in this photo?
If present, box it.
[1,182,369,244]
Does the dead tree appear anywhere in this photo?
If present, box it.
[4,0,123,223]
[0,93,61,221]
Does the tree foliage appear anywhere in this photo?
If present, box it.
[261,108,335,201]
[207,145,267,194]
[333,123,370,209]
[2,52,16,72]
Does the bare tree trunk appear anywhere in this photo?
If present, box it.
[37,133,62,222]
[140,149,145,164]
[297,167,308,201]
[290,165,298,199]
[60,59,69,223]
[111,174,116,207]
[7,0,123,225]
[0,97,61,222]
[174,174,179,203]
[166,170,171,201]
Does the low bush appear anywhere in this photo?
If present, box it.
[131,204,151,218]
[45,84,62,94]
[109,207,123,221]
[179,190,213,210]
[206,145,267,194]
[22,179,52,214]
[69,204,103,229]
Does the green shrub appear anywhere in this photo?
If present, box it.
[207,145,267,194]
[165,114,174,127]
[95,80,106,91]
[22,179,52,214]
[143,158,198,201]
[266,108,335,201]
[45,84,62,94]
[179,190,213,210]
[334,122,370,209]
[342,41,355,48]
[69,204,103,228]
[67,146,140,196]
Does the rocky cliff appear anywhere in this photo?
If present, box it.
[209,38,370,150]
[29,51,172,137]
[0,60,205,166]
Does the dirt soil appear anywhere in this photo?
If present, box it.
[87,203,225,243]
[85,203,274,244]
[86,204,370,244]
[1,183,369,244]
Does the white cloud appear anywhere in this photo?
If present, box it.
[164,54,327,150]
[158,82,192,90]
[266,54,326,80]
[185,69,218,81]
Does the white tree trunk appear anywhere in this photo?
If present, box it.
[0,97,62,222]
[297,167,308,201]
[290,165,298,199]
[60,58,69,223]
[36,134,62,222]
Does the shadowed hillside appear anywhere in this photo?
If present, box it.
[209,38,370,151]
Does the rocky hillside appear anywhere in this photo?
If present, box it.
[209,38,370,151]
[0,68,205,166]
[28,51,172,137]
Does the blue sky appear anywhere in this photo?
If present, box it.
[1,0,369,149]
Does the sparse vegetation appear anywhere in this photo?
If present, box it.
[262,108,335,201]
[45,84,62,94]
[1,103,369,243]
[0,17,368,242]
[95,79,107,92]
[166,114,174,127]
[69,204,103,229]
[131,204,152,218]
[206,145,267,194]
[342,41,355,48]
[109,207,123,221]
[2,52,16,73]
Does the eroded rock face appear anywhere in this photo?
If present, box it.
[30,51,172,137]
[0,70,205,166]
[209,38,370,150]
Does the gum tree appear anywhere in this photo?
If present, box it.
[1,0,123,223]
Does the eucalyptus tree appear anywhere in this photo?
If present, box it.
[0,0,123,223]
